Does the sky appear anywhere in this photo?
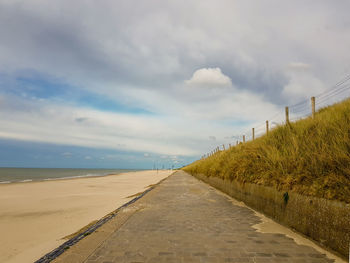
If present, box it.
[0,0,349,169]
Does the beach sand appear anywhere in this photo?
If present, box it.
[0,170,173,263]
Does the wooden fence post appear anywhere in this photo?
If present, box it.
[236,140,238,146]
[222,144,225,150]
[285,106,289,124]
[311,96,316,119]
[266,120,269,135]
[243,135,245,143]
[252,128,255,140]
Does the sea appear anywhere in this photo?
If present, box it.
[0,168,139,184]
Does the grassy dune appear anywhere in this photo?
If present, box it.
[184,99,350,203]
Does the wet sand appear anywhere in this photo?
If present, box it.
[0,170,173,263]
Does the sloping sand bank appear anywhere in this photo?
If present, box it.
[0,170,173,263]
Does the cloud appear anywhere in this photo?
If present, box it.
[75,117,89,123]
[283,70,325,101]
[185,68,232,87]
[288,62,311,71]
[62,152,72,158]
[0,0,349,165]
[0,94,217,156]
[209,136,216,141]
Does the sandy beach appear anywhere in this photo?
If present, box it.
[0,170,173,263]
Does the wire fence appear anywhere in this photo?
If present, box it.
[201,74,350,159]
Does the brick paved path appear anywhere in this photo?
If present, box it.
[85,171,334,263]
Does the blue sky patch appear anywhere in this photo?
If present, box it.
[0,71,153,115]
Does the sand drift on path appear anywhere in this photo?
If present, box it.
[0,170,173,263]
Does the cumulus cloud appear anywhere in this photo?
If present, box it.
[185,68,232,87]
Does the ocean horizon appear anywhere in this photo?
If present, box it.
[0,167,143,184]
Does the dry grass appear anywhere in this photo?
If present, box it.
[183,99,350,203]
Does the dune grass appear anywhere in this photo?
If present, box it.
[183,99,350,203]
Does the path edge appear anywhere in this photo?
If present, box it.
[187,171,349,261]
[35,172,175,263]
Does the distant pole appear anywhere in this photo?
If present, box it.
[252,128,255,141]
[311,96,316,119]
[229,143,231,148]
[222,144,225,150]
[243,135,245,143]
[236,140,238,146]
[266,120,269,135]
[285,106,289,124]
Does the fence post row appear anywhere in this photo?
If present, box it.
[203,97,318,160]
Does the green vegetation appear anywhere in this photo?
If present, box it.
[184,99,350,203]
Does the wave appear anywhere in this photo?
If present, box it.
[0,168,128,184]
[19,179,33,183]
[42,173,107,182]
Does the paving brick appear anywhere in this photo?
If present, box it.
[83,171,335,263]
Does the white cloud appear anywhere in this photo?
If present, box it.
[288,62,311,71]
[283,70,325,101]
[185,68,232,87]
